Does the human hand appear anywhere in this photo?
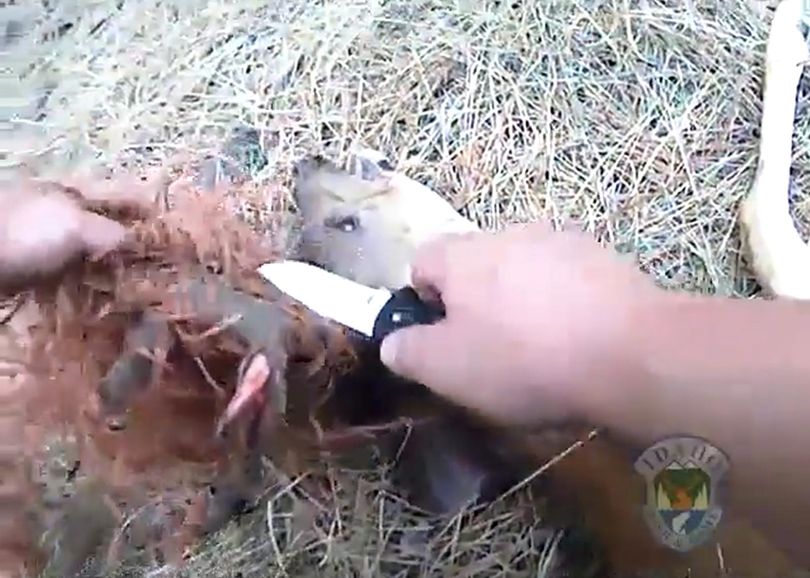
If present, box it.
[379,221,661,427]
[0,174,163,293]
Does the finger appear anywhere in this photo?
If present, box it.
[380,323,468,396]
[379,324,435,383]
[50,169,169,216]
[78,212,130,258]
[409,231,482,293]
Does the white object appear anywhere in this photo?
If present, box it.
[740,0,810,299]
[258,260,393,337]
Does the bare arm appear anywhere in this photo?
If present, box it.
[590,291,810,566]
[380,223,810,567]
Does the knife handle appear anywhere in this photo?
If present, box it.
[371,286,446,341]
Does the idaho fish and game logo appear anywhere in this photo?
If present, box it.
[634,435,730,552]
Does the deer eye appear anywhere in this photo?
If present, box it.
[324,214,360,232]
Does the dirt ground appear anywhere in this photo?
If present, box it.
[5,0,810,576]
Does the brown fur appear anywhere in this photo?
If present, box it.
[7,176,366,574]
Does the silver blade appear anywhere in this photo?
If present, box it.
[257,260,393,337]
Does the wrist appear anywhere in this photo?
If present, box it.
[574,284,674,432]
[575,287,804,445]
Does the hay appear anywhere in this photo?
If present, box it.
[6,0,810,576]
[9,0,808,295]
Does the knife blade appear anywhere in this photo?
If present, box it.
[257,260,445,340]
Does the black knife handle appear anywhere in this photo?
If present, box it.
[371,286,446,341]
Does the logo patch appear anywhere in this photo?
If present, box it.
[634,435,730,552]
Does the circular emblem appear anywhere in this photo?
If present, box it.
[634,435,730,552]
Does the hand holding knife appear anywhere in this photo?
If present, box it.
[257,260,445,341]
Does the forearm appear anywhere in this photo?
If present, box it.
[590,291,810,564]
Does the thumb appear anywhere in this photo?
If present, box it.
[380,323,453,386]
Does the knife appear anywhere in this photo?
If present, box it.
[257,260,445,340]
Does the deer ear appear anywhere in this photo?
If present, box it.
[348,147,394,182]
[355,156,383,181]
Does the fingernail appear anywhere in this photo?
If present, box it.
[379,333,400,369]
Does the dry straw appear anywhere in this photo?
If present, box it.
[6,0,810,576]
